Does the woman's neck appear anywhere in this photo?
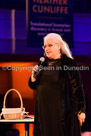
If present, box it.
[51,54,61,59]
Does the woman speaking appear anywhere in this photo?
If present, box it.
[29,33,86,136]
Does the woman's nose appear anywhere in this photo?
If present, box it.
[45,46,50,51]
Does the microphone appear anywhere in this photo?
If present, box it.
[33,57,45,78]
[38,57,45,66]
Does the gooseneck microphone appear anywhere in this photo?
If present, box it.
[33,57,45,78]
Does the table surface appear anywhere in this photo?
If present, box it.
[0,117,34,123]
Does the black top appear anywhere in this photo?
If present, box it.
[35,58,63,136]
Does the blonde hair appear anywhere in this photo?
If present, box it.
[44,33,73,59]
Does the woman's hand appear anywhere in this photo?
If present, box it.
[31,65,39,82]
[77,112,86,126]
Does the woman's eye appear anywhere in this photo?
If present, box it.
[44,46,46,48]
[49,44,53,47]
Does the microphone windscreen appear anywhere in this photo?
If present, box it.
[39,57,45,63]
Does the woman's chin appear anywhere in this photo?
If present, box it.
[46,53,55,59]
[46,55,52,59]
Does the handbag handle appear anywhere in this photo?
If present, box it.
[3,89,23,111]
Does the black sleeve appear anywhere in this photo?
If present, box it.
[67,59,86,113]
[28,76,37,90]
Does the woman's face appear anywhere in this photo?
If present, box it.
[43,38,61,59]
